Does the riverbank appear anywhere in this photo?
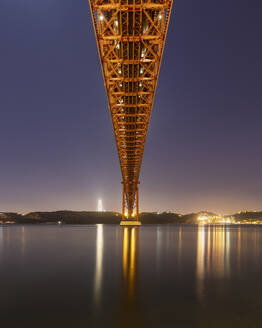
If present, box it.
[1,210,262,225]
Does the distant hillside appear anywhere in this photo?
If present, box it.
[232,211,262,221]
[0,211,187,224]
[0,210,262,225]
[25,211,121,224]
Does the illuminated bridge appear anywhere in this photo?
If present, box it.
[89,0,173,225]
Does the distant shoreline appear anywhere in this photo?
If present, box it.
[1,210,262,225]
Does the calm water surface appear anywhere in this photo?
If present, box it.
[1,224,262,327]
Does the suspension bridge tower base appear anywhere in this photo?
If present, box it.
[120,181,141,226]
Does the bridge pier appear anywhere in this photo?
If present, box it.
[120,182,141,226]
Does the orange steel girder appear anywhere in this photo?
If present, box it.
[89,0,173,221]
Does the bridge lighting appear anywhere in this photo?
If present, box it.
[99,14,104,21]
[118,69,122,74]
[141,48,146,58]
[116,43,120,49]
[140,68,144,74]
[114,20,118,26]
[158,14,163,20]
[139,82,142,87]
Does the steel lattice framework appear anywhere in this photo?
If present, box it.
[89,0,173,223]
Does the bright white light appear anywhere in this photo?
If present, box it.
[98,199,103,212]
[99,15,104,21]
[141,48,147,58]
[140,68,144,74]
[116,43,120,49]
[198,215,207,222]
[158,14,162,19]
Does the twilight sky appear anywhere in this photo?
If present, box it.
[0,0,261,214]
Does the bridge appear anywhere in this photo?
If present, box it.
[89,0,173,225]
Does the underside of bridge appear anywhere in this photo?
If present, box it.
[89,0,173,225]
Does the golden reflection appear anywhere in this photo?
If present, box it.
[0,226,3,256]
[178,226,182,268]
[196,225,205,302]
[213,226,225,277]
[94,224,104,309]
[196,225,231,301]
[118,227,141,328]
[156,226,162,271]
[123,227,129,280]
[129,229,136,284]
[21,226,25,257]
[206,225,211,273]
[225,226,230,276]
[237,226,241,272]
[122,227,138,300]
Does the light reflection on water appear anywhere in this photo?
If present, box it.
[196,225,232,304]
[1,224,262,327]
[94,224,103,309]
[122,227,137,299]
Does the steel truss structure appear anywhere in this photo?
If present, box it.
[89,0,173,222]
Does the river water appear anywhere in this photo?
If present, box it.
[0,224,262,327]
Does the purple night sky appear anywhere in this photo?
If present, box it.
[0,0,261,214]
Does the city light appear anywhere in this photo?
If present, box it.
[198,215,208,222]
[197,213,262,225]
